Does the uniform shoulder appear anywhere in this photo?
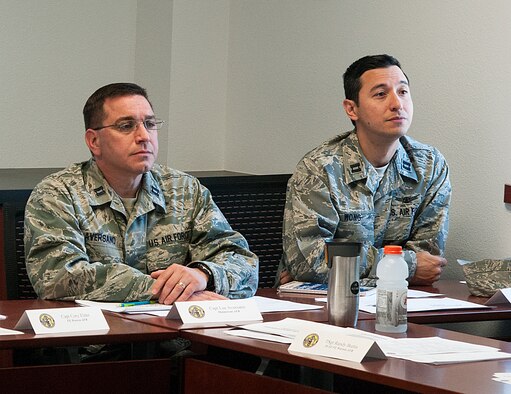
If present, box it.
[150,164,202,189]
[33,162,84,190]
[400,135,447,160]
[302,131,353,163]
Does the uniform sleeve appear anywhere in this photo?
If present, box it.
[361,152,451,286]
[281,159,338,283]
[402,152,451,275]
[24,182,154,301]
[187,183,259,298]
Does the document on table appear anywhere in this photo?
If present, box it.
[226,318,511,364]
[253,296,323,313]
[225,318,391,344]
[376,336,511,365]
[0,327,24,335]
[226,317,318,343]
[315,289,444,304]
[141,295,324,317]
[358,295,488,314]
[75,300,173,313]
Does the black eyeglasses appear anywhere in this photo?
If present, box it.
[92,118,165,134]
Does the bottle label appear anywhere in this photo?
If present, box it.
[376,288,407,327]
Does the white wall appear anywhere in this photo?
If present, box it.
[167,0,229,170]
[0,0,138,167]
[134,0,173,165]
[1,0,510,277]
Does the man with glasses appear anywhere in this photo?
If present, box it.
[25,83,258,304]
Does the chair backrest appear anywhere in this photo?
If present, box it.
[200,174,290,288]
[0,191,36,299]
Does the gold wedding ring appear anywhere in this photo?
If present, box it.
[177,281,186,289]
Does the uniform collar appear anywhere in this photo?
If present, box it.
[342,132,418,192]
[84,159,166,214]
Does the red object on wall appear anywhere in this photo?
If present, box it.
[505,184,511,204]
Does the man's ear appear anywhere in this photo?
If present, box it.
[85,129,101,157]
[342,99,358,123]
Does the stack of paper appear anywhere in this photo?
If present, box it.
[225,318,511,365]
[315,288,489,314]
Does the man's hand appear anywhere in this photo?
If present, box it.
[409,251,447,285]
[187,291,228,301]
[150,264,209,304]
[279,269,294,285]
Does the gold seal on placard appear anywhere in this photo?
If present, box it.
[188,305,205,319]
[39,313,56,329]
[303,333,319,348]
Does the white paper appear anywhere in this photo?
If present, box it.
[0,327,24,335]
[234,318,393,346]
[141,296,323,318]
[225,329,293,344]
[407,289,444,298]
[371,336,511,364]
[316,289,443,304]
[401,351,511,365]
[230,318,511,366]
[376,336,499,356]
[75,300,173,313]
[253,296,323,313]
[493,373,511,385]
[235,318,307,339]
[359,296,488,314]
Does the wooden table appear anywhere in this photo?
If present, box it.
[407,280,511,340]
[115,280,511,343]
[0,299,177,350]
[408,280,511,324]
[181,320,511,394]
[116,287,374,332]
[0,299,178,394]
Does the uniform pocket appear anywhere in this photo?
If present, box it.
[335,210,375,241]
[385,194,421,240]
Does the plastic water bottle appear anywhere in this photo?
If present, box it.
[375,245,408,333]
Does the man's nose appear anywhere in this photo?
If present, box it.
[389,91,403,111]
[134,122,151,141]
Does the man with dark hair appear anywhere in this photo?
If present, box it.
[278,54,450,286]
[25,82,258,303]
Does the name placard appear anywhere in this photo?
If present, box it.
[288,324,386,363]
[14,307,109,335]
[166,298,262,328]
[486,288,511,305]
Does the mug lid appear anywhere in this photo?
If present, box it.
[325,241,362,267]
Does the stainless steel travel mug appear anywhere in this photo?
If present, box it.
[326,241,362,327]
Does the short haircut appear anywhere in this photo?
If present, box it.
[83,82,152,130]
[343,54,408,105]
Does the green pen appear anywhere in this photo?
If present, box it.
[120,300,157,307]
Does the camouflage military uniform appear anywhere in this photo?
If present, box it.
[280,131,451,286]
[25,159,258,301]
[462,259,511,297]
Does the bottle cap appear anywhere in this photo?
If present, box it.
[383,245,403,254]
